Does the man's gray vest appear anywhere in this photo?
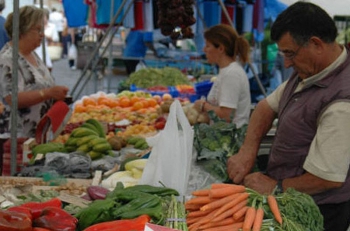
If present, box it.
[266,48,350,204]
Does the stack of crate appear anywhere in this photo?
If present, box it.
[2,138,28,176]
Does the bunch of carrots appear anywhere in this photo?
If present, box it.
[185,183,282,231]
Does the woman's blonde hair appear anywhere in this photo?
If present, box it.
[204,24,250,64]
[5,6,44,39]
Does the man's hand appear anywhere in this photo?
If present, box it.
[227,150,256,184]
[244,172,277,195]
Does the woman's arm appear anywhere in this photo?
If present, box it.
[4,85,69,108]
[202,101,234,122]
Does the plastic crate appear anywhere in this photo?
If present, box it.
[2,138,28,176]
[195,80,213,99]
[130,84,179,98]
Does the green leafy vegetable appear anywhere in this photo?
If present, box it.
[126,67,191,88]
[193,111,248,181]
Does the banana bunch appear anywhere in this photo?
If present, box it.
[126,136,149,150]
[64,119,112,160]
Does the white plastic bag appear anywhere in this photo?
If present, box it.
[68,43,77,60]
[135,60,147,71]
[139,100,194,196]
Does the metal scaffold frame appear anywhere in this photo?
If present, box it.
[7,0,266,176]
[70,0,266,101]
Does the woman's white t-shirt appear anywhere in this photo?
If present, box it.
[207,62,251,127]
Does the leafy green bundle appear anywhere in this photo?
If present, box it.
[193,111,247,181]
[126,67,191,88]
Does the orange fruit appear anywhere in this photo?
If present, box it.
[119,97,131,108]
[107,99,119,108]
[153,95,162,103]
[74,103,86,113]
[83,97,97,106]
[130,96,140,105]
[97,97,110,106]
[132,101,144,111]
[141,99,149,108]
[162,93,172,101]
[97,96,108,105]
[147,98,158,107]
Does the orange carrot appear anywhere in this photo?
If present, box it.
[185,203,202,211]
[233,205,249,221]
[242,207,257,231]
[209,185,246,198]
[211,206,236,223]
[210,183,234,189]
[186,216,202,225]
[198,217,235,229]
[201,222,243,231]
[213,192,249,217]
[200,193,237,212]
[190,206,220,228]
[192,188,211,197]
[212,199,248,222]
[252,207,264,231]
[267,195,283,225]
[188,222,201,231]
[185,196,212,205]
[187,209,211,218]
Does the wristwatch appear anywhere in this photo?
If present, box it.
[275,179,284,194]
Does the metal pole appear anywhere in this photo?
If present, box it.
[107,0,115,92]
[248,62,267,97]
[217,0,234,27]
[39,0,47,66]
[10,0,20,176]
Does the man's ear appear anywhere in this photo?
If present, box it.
[309,36,324,53]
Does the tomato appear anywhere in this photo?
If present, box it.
[154,121,166,130]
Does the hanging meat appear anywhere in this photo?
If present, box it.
[157,0,196,39]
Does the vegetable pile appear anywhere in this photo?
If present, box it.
[75,183,180,230]
[1,197,78,231]
[185,183,324,231]
[126,67,191,89]
[193,111,248,181]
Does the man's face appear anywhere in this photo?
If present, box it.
[277,32,319,79]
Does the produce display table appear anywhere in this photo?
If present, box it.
[0,176,92,197]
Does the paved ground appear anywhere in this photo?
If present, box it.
[51,58,128,102]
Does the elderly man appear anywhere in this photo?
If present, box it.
[227,2,350,231]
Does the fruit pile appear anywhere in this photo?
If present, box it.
[64,119,112,160]
[69,91,161,124]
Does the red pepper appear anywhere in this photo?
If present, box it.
[82,214,151,231]
[32,228,51,231]
[7,206,33,220]
[0,210,32,231]
[20,197,62,220]
[33,206,78,231]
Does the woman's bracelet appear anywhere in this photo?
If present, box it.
[39,90,45,99]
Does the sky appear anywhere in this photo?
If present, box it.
[278,0,350,17]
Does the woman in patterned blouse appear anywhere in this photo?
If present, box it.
[0,6,69,140]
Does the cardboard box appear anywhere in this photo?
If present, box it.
[22,138,37,165]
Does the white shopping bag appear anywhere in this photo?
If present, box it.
[139,100,194,196]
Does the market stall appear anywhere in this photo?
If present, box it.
[1,62,322,230]
[1,1,327,231]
